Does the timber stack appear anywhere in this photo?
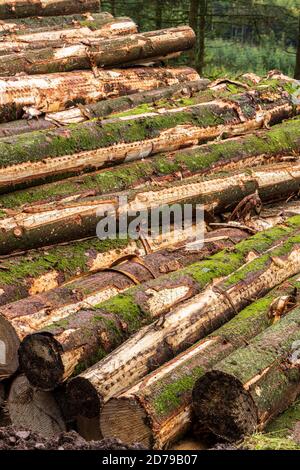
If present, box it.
[0,0,300,452]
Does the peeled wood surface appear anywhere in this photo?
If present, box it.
[0,0,100,19]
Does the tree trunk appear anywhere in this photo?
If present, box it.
[196,0,207,75]
[0,86,295,191]
[0,66,198,124]
[0,0,100,19]
[294,14,300,80]
[18,216,300,390]
[100,275,300,449]
[189,0,199,67]
[0,116,298,213]
[155,0,163,29]
[192,304,300,442]
[0,26,196,76]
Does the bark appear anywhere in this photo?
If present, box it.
[0,228,247,380]
[7,375,66,438]
[196,0,207,75]
[0,383,4,406]
[192,304,300,442]
[294,14,300,80]
[0,0,100,19]
[0,26,196,76]
[0,66,198,124]
[0,161,300,254]
[18,216,300,390]
[0,18,138,56]
[0,116,298,213]
[0,86,295,191]
[100,275,300,449]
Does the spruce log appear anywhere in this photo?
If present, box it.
[0,66,198,124]
[0,87,295,191]
[0,117,298,212]
[18,216,300,390]
[0,0,100,19]
[0,161,300,254]
[0,227,247,380]
[100,275,300,449]
[0,26,196,76]
[192,305,300,442]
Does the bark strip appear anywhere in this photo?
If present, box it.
[0,0,100,19]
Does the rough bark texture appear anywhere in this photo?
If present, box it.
[0,86,295,191]
[0,26,196,76]
[192,305,300,442]
[0,161,300,254]
[100,275,300,449]
[18,216,300,390]
[0,0,100,19]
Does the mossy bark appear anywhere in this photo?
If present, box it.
[192,306,300,442]
[0,0,100,19]
[100,275,300,449]
[18,216,300,391]
[0,26,195,76]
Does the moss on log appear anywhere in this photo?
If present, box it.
[0,0,100,19]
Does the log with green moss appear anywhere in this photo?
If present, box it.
[0,0,100,19]
[1,160,300,254]
[18,216,300,390]
[0,26,195,76]
[0,86,296,191]
[100,276,300,449]
[0,116,298,213]
[0,227,249,381]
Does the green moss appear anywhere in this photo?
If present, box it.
[99,293,148,333]
[244,434,300,450]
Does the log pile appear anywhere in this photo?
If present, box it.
[0,0,300,452]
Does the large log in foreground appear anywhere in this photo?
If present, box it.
[0,87,295,191]
[0,0,100,19]
[0,26,196,76]
[192,305,300,442]
[100,276,300,449]
[18,216,300,390]
[0,161,300,254]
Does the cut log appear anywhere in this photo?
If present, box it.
[1,227,247,380]
[0,116,298,212]
[100,275,300,449]
[18,216,300,390]
[0,66,199,124]
[0,86,296,191]
[7,375,66,438]
[192,304,300,442]
[1,161,300,254]
[0,0,100,19]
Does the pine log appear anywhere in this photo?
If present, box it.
[7,375,66,437]
[192,304,300,442]
[0,87,295,191]
[0,0,100,19]
[100,275,300,449]
[0,66,198,124]
[0,227,247,380]
[0,117,298,213]
[1,160,300,254]
[18,216,300,390]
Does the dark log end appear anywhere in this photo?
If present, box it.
[0,315,19,379]
[192,371,258,442]
[66,377,101,419]
[18,333,64,390]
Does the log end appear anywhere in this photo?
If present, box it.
[66,377,102,419]
[0,314,19,379]
[18,333,64,391]
[100,397,153,449]
[192,370,258,442]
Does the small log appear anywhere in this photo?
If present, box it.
[0,0,100,19]
[18,216,300,390]
[192,305,300,442]
[7,375,66,438]
[100,275,300,449]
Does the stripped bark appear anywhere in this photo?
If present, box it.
[0,26,196,76]
[18,216,300,390]
[7,375,66,438]
[100,275,300,449]
[192,305,300,442]
[0,86,296,191]
[0,66,198,123]
[1,161,300,254]
[0,0,100,19]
